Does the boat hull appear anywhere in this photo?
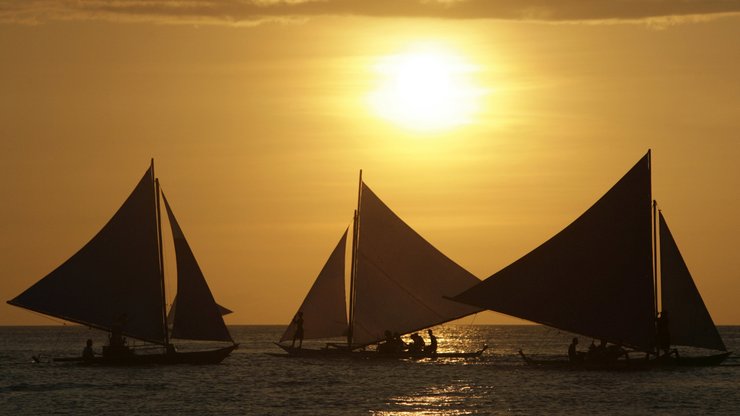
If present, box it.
[654,351,732,367]
[518,350,731,370]
[271,343,486,359]
[53,344,238,366]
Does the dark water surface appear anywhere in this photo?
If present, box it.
[1,325,738,415]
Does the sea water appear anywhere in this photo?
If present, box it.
[1,325,738,415]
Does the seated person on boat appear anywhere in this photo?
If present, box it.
[568,337,585,362]
[82,339,95,362]
[605,342,629,360]
[378,330,413,354]
[377,330,395,353]
[586,339,607,361]
[585,339,630,363]
[408,333,425,353]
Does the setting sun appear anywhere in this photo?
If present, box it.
[367,46,486,132]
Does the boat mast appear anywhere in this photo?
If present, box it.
[650,148,659,355]
[652,200,659,318]
[153,160,170,348]
[347,169,362,349]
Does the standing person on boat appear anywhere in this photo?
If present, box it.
[291,311,305,349]
[392,332,406,352]
[425,329,438,354]
[82,339,95,362]
[568,337,584,362]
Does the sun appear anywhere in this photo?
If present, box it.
[367,45,485,132]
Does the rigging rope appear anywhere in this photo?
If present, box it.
[23,309,69,364]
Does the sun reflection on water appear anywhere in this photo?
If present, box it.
[373,383,490,415]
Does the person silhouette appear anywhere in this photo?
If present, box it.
[392,332,406,352]
[425,329,438,354]
[568,337,584,362]
[409,333,425,353]
[378,330,394,353]
[291,311,305,349]
[82,339,95,362]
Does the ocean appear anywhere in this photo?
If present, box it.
[1,325,738,415]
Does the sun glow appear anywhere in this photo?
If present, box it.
[367,46,486,132]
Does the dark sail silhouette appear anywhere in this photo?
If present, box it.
[167,298,232,327]
[451,151,728,366]
[276,174,485,358]
[8,167,165,344]
[8,161,237,365]
[453,153,654,351]
[280,229,349,343]
[163,193,233,343]
[351,184,483,347]
[659,212,726,351]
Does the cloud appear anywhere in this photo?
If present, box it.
[1,0,739,26]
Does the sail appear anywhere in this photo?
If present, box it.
[351,184,482,347]
[167,297,232,326]
[452,152,656,352]
[163,193,233,343]
[659,212,726,351]
[280,230,349,342]
[7,166,166,344]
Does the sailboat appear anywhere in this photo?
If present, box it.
[7,160,238,365]
[274,172,487,358]
[450,150,730,368]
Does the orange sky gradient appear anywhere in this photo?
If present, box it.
[1,1,739,326]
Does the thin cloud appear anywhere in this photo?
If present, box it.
[1,0,740,26]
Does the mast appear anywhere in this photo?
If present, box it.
[153,160,170,348]
[652,200,659,350]
[653,200,659,310]
[650,148,659,354]
[347,169,362,348]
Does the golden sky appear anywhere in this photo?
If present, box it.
[1,1,739,326]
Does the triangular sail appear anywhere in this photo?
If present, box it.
[280,230,349,342]
[163,193,233,343]
[167,297,232,326]
[351,184,482,347]
[452,153,656,352]
[659,212,726,351]
[7,166,166,344]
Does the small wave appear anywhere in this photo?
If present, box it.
[0,382,98,393]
